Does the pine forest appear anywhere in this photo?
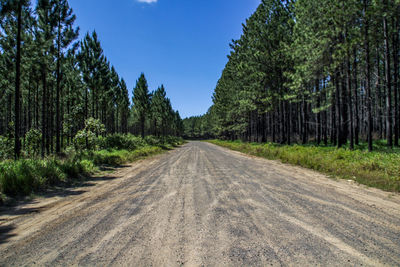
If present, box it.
[0,0,183,160]
[184,0,400,153]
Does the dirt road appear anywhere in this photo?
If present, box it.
[0,141,400,266]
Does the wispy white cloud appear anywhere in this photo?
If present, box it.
[137,0,158,3]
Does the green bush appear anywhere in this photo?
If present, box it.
[161,136,184,146]
[91,146,163,166]
[0,161,23,196]
[24,129,42,157]
[0,159,65,196]
[96,134,183,151]
[98,134,146,151]
[80,160,97,174]
[73,118,106,151]
[39,159,66,186]
[0,136,14,160]
[92,150,126,165]
[144,135,184,147]
[59,158,82,178]
[144,135,162,146]
[98,134,126,150]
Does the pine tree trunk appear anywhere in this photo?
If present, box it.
[35,82,39,129]
[347,54,354,150]
[297,102,301,141]
[376,48,383,139]
[14,1,22,159]
[85,88,88,120]
[28,81,32,132]
[48,81,53,154]
[316,80,321,145]
[141,117,145,138]
[340,66,349,147]
[353,49,360,145]
[323,79,328,146]
[287,102,291,145]
[364,0,373,151]
[41,66,47,157]
[331,88,337,146]
[302,97,308,144]
[92,88,95,118]
[56,17,62,153]
[334,73,343,147]
[7,92,11,136]
[383,6,393,147]
[280,101,285,144]
[392,17,399,146]
[66,86,70,146]
[272,111,276,143]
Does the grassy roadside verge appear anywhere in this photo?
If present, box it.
[208,140,400,192]
[0,138,184,204]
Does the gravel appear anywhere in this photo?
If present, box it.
[0,141,399,266]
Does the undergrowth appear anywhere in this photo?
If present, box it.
[209,140,400,192]
[0,135,183,199]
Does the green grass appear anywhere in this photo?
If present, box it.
[0,137,183,200]
[208,140,400,192]
[89,146,164,166]
[0,159,67,196]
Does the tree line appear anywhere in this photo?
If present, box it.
[0,0,182,159]
[185,0,400,151]
[131,73,183,138]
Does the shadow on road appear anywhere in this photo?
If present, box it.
[0,225,16,244]
[0,207,42,217]
[42,189,88,199]
[0,171,123,217]
[0,164,131,247]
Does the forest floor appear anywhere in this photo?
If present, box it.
[0,141,399,266]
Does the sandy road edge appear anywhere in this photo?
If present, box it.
[0,147,181,247]
[204,141,400,206]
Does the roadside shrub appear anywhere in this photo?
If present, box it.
[98,134,146,151]
[0,160,47,196]
[35,159,66,186]
[73,129,94,151]
[59,159,82,178]
[24,129,42,157]
[0,158,73,196]
[92,150,126,165]
[161,136,184,146]
[0,161,23,196]
[73,118,105,151]
[91,146,164,166]
[0,132,183,198]
[98,134,125,150]
[144,135,162,146]
[127,135,147,149]
[0,136,14,160]
[79,160,97,174]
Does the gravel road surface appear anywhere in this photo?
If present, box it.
[0,141,399,266]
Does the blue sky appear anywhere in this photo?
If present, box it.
[68,0,260,118]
